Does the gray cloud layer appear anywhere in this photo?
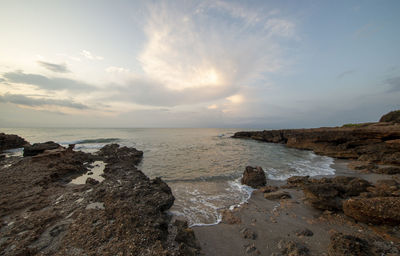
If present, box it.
[0,93,89,109]
[386,76,400,92]
[2,71,93,91]
[37,61,70,73]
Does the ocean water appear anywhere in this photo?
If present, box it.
[1,128,335,226]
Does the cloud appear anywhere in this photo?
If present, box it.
[107,77,238,107]
[354,24,379,39]
[105,66,131,74]
[138,1,293,93]
[0,93,89,109]
[2,71,94,92]
[80,50,104,60]
[38,61,70,73]
[336,69,356,79]
[385,76,400,93]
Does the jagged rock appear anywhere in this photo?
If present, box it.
[264,191,291,200]
[286,176,310,188]
[363,179,400,197]
[0,143,199,255]
[97,143,143,165]
[86,177,99,185]
[277,240,310,256]
[23,141,62,157]
[379,110,400,123]
[343,197,400,225]
[302,176,371,211]
[241,166,266,188]
[328,233,370,256]
[174,219,200,254]
[0,133,29,152]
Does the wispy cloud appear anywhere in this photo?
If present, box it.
[354,23,379,39]
[37,61,70,73]
[336,69,356,79]
[0,93,89,109]
[138,1,293,94]
[80,50,104,60]
[2,71,94,92]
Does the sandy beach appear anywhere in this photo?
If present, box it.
[194,160,400,255]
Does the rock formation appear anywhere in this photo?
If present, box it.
[0,141,200,255]
[0,132,29,152]
[241,166,267,188]
[379,110,400,123]
[233,111,400,165]
[23,141,62,156]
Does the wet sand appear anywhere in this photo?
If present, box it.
[193,159,399,255]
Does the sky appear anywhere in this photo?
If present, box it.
[0,0,399,128]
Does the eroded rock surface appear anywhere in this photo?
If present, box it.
[233,122,400,165]
[328,233,371,256]
[241,166,266,188]
[343,197,400,225]
[0,142,200,255]
[23,141,62,157]
[0,132,29,152]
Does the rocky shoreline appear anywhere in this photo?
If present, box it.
[0,140,200,255]
[1,111,400,255]
[199,112,400,255]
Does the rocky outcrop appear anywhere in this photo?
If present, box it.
[343,197,400,225]
[23,141,62,156]
[233,122,400,165]
[241,166,266,188]
[379,110,400,123]
[277,240,310,256]
[0,133,29,152]
[328,233,371,256]
[0,143,200,255]
[292,176,371,211]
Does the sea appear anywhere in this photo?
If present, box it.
[0,128,335,226]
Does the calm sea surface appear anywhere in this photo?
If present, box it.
[1,128,335,226]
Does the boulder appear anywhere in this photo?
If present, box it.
[328,233,370,256]
[23,141,62,157]
[241,166,266,188]
[97,143,143,165]
[302,176,371,211]
[0,133,29,152]
[343,197,400,225]
[379,110,400,123]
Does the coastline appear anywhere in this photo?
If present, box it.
[1,123,400,255]
[193,158,400,255]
